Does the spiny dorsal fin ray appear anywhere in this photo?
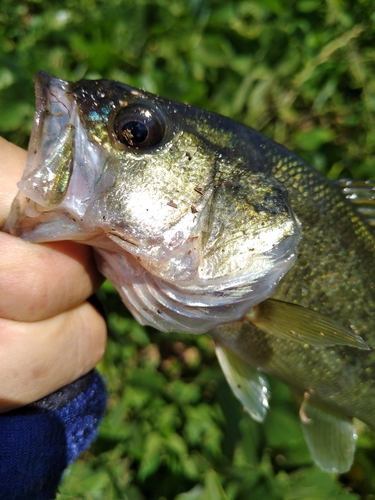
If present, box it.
[215,342,270,422]
[335,179,375,226]
[246,298,369,350]
[300,394,356,473]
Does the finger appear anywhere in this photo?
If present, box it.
[0,138,103,321]
[0,231,103,322]
[0,137,26,226]
[0,302,107,412]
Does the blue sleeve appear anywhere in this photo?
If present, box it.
[0,370,107,500]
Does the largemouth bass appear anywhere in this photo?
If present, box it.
[3,71,375,473]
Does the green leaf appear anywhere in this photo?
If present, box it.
[280,467,361,499]
[294,127,336,151]
[203,470,228,500]
[138,432,164,480]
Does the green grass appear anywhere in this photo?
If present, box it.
[1,0,375,498]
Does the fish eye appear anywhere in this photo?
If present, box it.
[113,105,165,149]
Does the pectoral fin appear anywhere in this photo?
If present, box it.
[215,342,269,422]
[247,299,369,350]
[300,395,356,473]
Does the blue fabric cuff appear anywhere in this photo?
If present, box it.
[0,370,107,500]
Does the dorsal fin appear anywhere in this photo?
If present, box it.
[335,179,375,227]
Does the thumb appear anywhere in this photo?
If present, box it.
[0,137,26,226]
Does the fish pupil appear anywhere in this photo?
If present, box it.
[121,121,148,146]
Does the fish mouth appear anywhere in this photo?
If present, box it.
[16,71,77,207]
[4,71,107,239]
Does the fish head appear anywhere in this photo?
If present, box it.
[4,71,301,332]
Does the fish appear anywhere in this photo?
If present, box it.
[3,70,375,473]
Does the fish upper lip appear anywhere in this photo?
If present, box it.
[34,70,51,114]
[29,71,51,154]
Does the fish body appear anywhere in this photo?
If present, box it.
[211,161,375,471]
[3,71,375,472]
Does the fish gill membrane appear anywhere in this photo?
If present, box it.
[3,71,375,474]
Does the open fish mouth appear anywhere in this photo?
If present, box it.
[5,72,107,238]
[16,71,76,208]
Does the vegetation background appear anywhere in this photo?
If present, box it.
[1,0,375,498]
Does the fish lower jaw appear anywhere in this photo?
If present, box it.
[94,242,296,334]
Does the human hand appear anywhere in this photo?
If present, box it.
[0,137,107,412]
